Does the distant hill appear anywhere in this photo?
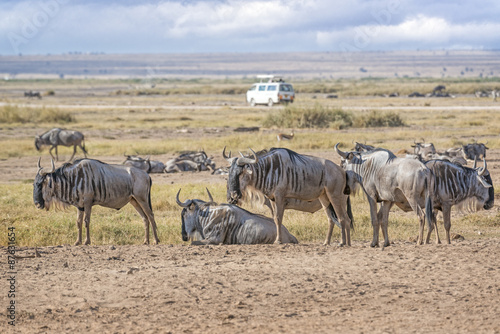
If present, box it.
[1,50,500,80]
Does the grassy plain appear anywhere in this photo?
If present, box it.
[1,76,499,247]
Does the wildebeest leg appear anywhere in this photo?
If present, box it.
[75,208,84,245]
[379,202,393,247]
[425,210,441,244]
[79,143,88,158]
[272,198,286,244]
[318,195,336,245]
[83,205,92,245]
[130,198,160,245]
[49,145,57,161]
[442,205,452,244]
[69,145,77,161]
[367,196,380,247]
[324,193,351,246]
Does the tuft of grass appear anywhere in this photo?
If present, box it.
[0,105,74,124]
[263,104,353,129]
[353,110,406,128]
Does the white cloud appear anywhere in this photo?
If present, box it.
[0,0,499,54]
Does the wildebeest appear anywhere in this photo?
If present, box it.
[411,141,436,160]
[176,189,298,245]
[24,90,42,99]
[225,147,352,246]
[35,128,88,161]
[462,142,489,160]
[165,151,215,173]
[424,158,494,244]
[335,143,433,247]
[123,155,166,173]
[33,158,160,245]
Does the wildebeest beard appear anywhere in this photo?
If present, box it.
[227,160,243,204]
[181,209,188,241]
[484,174,494,210]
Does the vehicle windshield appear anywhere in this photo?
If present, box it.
[280,84,293,92]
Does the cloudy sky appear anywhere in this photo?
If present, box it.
[1,0,500,55]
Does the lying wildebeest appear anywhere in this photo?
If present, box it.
[165,150,215,173]
[424,158,494,244]
[25,90,42,99]
[462,142,489,160]
[33,158,160,245]
[35,128,87,161]
[176,189,298,245]
[225,147,352,246]
[335,143,433,247]
[123,155,166,173]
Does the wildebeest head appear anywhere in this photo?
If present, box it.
[353,142,376,153]
[223,147,258,205]
[176,188,215,242]
[473,158,494,210]
[33,158,56,210]
[462,143,489,160]
[411,141,436,158]
[34,136,43,151]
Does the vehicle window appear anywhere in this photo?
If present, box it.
[267,85,277,91]
[280,84,292,92]
[248,85,256,91]
[258,85,266,91]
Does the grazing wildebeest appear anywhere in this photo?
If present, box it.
[424,158,494,244]
[176,189,298,245]
[33,158,160,245]
[123,155,166,173]
[462,142,489,161]
[335,143,433,247]
[225,147,352,245]
[24,90,42,99]
[35,128,87,161]
[433,85,446,94]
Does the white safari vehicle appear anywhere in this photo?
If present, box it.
[246,75,295,107]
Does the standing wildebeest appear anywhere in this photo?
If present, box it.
[225,147,351,245]
[24,90,42,99]
[462,142,489,161]
[176,189,298,245]
[424,158,494,244]
[35,128,88,161]
[33,158,160,245]
[411,141,436,160]
[335,143,433,247]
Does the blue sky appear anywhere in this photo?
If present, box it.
[1,0,500,55]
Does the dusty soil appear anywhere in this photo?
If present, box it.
[2,239,499,333]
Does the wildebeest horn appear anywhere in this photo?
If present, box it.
[237,148,258,166]
[222,146,232,160]
[37,157,42,170]
[206,188,214,202]
[49,159,55,173]
[176,189,192,207]
[335,143,348,159]
[478,158,487,176]
[473,156,478,169]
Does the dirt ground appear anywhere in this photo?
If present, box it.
[1,147,499,333]
[1,239,499,333]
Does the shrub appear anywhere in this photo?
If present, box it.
[38,108,75,123]
[263,104,352,129]
[354,110,405,128]
[0,105,74,124]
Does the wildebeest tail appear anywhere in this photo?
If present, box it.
[148,177,153,211]
[82,138,88,154]
[347,196,354,230]
[326,203,342,229]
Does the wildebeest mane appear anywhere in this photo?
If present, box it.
[268,147,308,165]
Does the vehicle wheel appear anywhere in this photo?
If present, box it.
[268,99,274,107]
[250,98,256,107]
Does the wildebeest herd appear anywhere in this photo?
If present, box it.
[33,127,495,247]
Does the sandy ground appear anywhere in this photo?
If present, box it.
[2,239,499,333]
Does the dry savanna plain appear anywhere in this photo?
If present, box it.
[1,52,500,333]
